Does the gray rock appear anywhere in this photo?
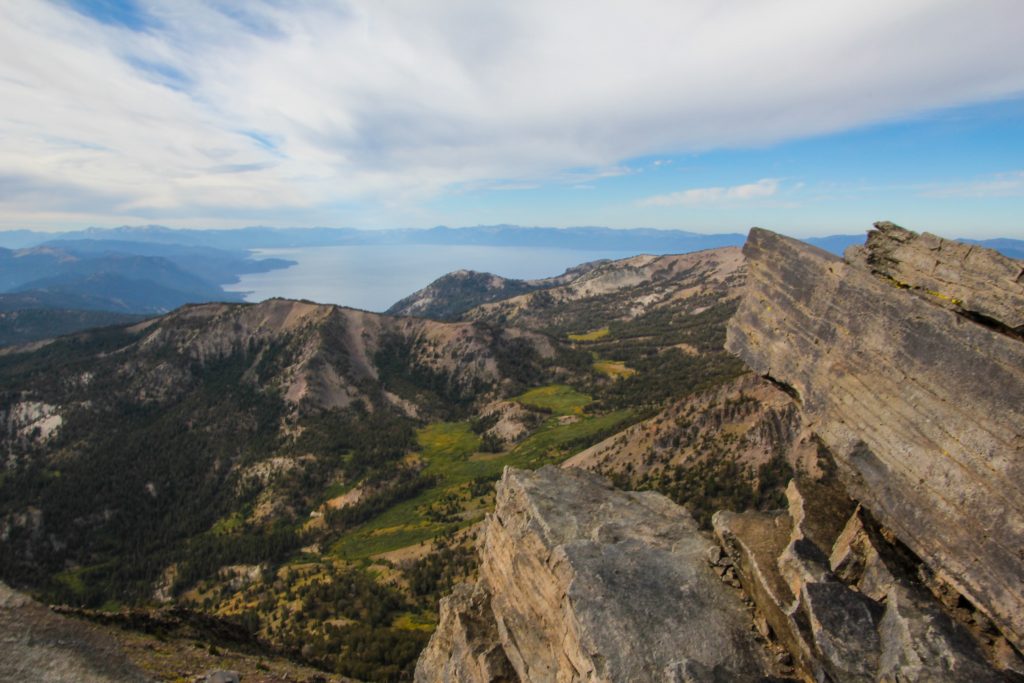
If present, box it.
[829,506,899,601]
[726,227,1024,650]
[0,581,151,682]
[204,673,241,683]
[878,582,1005,682]
[714,509,824,681]
[799,581,882,683]
[413,581,515,683]
[846,221,1024,331]
[416,466,771,682]
[786,478,856,553]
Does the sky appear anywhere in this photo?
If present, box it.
[1,1,1024,238]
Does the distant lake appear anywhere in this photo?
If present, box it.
[224,245,642,312]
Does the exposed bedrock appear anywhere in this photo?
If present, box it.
[846,221,1024,332]
[725,226,1024,651]
[0,581,150,683]
[714,479,1008,682]
[415,466,772,682]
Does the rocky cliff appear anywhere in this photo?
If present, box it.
[726,223,1024,654]
[418,224,1023,682]
[416,466,775,682]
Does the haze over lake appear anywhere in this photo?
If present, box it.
[225,245,641,311]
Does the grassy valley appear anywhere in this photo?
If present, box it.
[0,248,785,681]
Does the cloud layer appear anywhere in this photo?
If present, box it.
[641,179,780,207]
[2,1,1023,227]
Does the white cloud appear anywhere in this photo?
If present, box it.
[1,1,1023,226]
[920,171,1024,198]
[640,179,781,207]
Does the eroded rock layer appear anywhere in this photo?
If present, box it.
[725,227,1024,650]
[415,466,770,682]
[846,221,1024,331]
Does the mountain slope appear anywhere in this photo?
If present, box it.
[385,260,606,320]
[461,247,744,333]
[0,296,561,593]
[0,309,144,347]
[0,297,590,679]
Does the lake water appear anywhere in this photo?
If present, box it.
[224,245,642,312]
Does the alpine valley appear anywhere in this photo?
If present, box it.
[1,223,1023,683]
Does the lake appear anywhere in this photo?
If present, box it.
[224,244,643,312]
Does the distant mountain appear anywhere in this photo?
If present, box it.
[11,224,749,252]
[0,309,144,347]
[0,229,48,249]
[42,239,295,286]
[0,246,80,291]
[386,260,606,320]
[5,273,241,315]
[6,223,1019,259]
[0,242,292,341]
[804,234,864,255]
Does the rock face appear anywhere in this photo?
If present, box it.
[0,581,150,682]
[714,480,1006,682]
[415,466,771,682]
[846,221,1024,332]
[726,226,1024,651]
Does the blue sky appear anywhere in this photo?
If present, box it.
[2,1,1023,237]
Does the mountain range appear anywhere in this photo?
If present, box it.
[3,225,1022,349]
[1,223,1023,680]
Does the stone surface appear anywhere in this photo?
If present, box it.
[786,479,855,553]
[878,582,1005,682]
[0,581,150,682]
[414,581,516,683]
[204,673,241,683]
[846,221,1024,331]
[829,507,900,602]
[716,464,1016,682]
[713,509,821,681]
[726,227,1024,649]
[798,581,882,683]
[416,466,771,682]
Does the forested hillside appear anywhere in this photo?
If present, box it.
[0,248,796,681]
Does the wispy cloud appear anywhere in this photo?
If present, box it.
[919,171,1024,198]
[1,2,1023,227]
[640,179,781,207]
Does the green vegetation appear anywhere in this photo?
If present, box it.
[0,255,759,681]
[515,384,591,415]
[332,388,634,560]
[567,326,610,342]
[593,359,636,378]
[632,454,794,529]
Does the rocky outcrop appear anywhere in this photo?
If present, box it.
[714,480,1008,682]
[415,581,517,683]
[415,466,773,682]
[726,226,1024,652]
[0,581,150,682]
[846,221,1024,332]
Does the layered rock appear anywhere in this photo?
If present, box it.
[846,221,1024,332]
[714,480,1006,682]
[415,466,772,682]
[725,226,1024,651]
